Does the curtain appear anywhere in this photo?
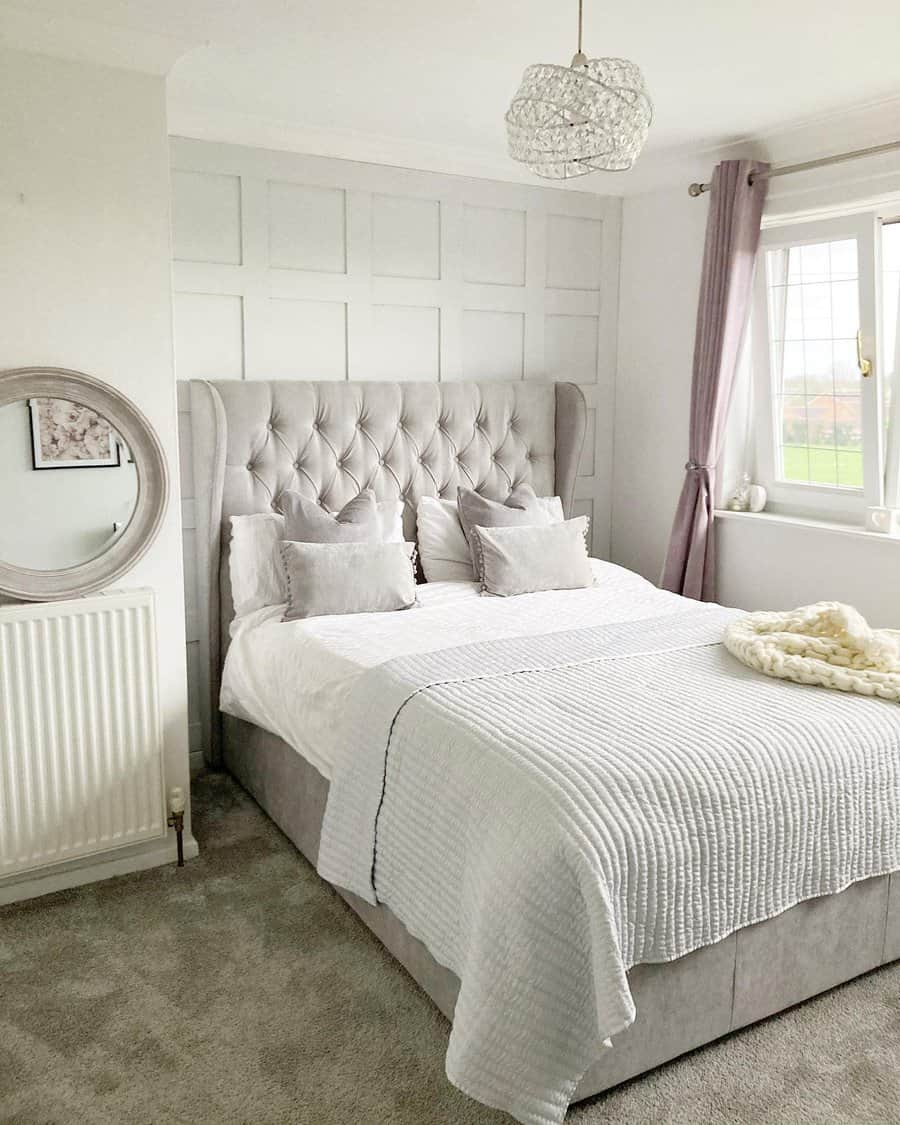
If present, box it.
[661,159,769,601]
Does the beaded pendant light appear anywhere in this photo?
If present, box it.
[505,0,652,179]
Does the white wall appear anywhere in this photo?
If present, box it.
[171,138,622,763]
[611,185,708,582]
[717,514,900,628]
[612,137,900,620]
[0,47,194,874]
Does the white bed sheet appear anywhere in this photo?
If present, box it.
[219,560,685,779]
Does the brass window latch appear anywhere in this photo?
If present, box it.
[857,331,872,378]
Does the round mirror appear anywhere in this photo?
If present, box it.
[0,369,168,601]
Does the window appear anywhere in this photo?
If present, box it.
[750,212,900,521]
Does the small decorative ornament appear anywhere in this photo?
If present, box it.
[748,484,767,513]
[505,0,652,179]
[865,506,900,535]
[726,473,752,512]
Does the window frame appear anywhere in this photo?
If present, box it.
[751,211,884,522]
[882,216,900,509]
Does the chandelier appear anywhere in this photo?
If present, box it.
[505,0,652,179]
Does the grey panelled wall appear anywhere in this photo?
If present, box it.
[172,138,621,768]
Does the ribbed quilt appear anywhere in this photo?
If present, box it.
[316,602,900,1125]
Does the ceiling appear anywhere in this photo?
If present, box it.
[3,0,900,186]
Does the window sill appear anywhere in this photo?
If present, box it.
[714,508,900,544]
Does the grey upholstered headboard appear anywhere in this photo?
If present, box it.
[190,379,585,764]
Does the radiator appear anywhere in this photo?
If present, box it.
[0,589,167,880]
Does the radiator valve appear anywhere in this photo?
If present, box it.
[168,787,186,867]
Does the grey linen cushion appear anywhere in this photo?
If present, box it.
[457,484,560,571]
[471,517,593,597]
[280,488,381,543]
[281,540,417,621]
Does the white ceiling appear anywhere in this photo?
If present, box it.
[3,0,900,187]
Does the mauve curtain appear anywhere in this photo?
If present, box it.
[660,159,769,601]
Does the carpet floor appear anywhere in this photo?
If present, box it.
[1,772,898,1125]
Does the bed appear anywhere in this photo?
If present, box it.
[190,379,900,1125]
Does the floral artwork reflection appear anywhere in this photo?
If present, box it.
[28,398,121,470]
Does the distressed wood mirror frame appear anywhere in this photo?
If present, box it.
[0,367,168,601]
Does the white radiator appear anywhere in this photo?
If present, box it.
[0,589,167,879]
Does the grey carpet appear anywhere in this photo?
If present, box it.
[1,773,898,1125]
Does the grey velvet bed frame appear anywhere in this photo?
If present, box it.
[190,378,900,1107]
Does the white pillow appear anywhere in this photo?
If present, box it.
[229,500,404,618]
[229,513,286,618]
[376,500,404,544]
[416,494,564,583]
[416,497,474,583]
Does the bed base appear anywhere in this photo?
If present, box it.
[223,714,900,1104]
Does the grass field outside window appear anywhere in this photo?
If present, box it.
[781,444,863,488]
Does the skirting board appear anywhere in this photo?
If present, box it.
[0,833,199,906]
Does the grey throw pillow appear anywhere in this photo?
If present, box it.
[280,488,380,543]
[457,484,560,569]
[472,517,593,597]
[281,540,418,621]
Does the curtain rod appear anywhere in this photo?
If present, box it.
[688,139,900,197]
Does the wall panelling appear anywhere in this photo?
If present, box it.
[170,137,620,765]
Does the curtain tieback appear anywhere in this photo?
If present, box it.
[685,460,710,473]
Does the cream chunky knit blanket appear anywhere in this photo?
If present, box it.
[724,601,900,701]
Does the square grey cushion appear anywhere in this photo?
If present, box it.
[457,484,561,571]
[280,488,381,543]
[281,540,417,621]
[472,517,593,597]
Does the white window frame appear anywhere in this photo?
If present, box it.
[751,212,884,522]
[883,217,900,509]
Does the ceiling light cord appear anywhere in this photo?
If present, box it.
[572,0,587,66]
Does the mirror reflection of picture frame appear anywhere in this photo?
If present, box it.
[28,397,121,470]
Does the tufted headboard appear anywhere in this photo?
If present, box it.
[189,379,585,764]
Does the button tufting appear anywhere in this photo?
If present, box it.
[378,457,385,466]
[293,461,300,470]
[246,462,253,471]
[266,422,273,431]
[312,422,319,431]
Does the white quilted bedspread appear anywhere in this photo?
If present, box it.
[222,565,900,1125]
[312,578,900,1125]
